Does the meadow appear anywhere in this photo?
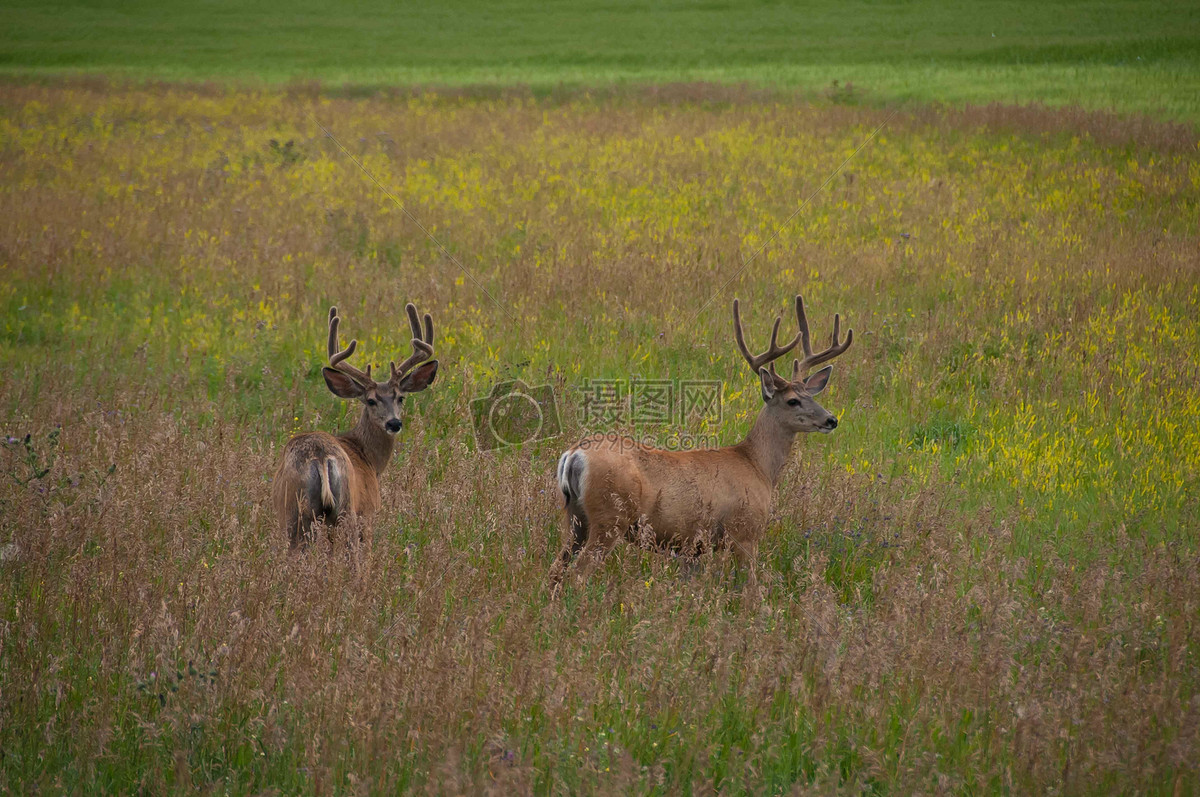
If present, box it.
[3,0,1200,121]
[0,80,1198,792]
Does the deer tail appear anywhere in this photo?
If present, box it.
[319,457,337,510]
[556,449,587,508]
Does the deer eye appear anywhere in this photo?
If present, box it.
[366,398,377,407]
[787,398,802,407]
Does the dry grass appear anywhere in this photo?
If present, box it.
[1,82,1198,792]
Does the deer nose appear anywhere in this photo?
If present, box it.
[385,419,402,433]
[825,416,838,429]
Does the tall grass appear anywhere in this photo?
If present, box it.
[1,82,1197,791]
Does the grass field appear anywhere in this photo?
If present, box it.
[1,79,1198,791]
[3,0,1200,120]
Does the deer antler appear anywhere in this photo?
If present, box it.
[732,296,804,374]
[327,306,374,387]
[790,295,853,379]
[389,302,435,384]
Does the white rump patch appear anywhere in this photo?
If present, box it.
[557,449,588,505]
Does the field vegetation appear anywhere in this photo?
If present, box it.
[1,81,1198,791]
[3,0,1200,120]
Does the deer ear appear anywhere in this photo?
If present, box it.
[758,367,776,402]
[804,365,833,395]
[323,367,366,399]
[396,360,438,393]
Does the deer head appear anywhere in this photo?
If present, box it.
[322,303,439,435]
[733,294,853,434]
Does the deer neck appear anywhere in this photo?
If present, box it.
[737,405,798,486]
[339,411,395,476]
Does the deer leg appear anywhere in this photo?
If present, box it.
[343,514,372,575]
[567,502,630,586]
[548,509,589,596]
[676,556,702,581]
[286,488,316,550]
[550,484,635,595]
[549,508,627,596]
[676,522,720,579]
[284,513,303,550]
[569,531,622,585]
[560,510,590,565]
[568,492,638,585]
[730,537,760,602]
[359,518,373,553]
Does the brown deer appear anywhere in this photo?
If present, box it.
[272,304,438,548]
[550,294,852,594]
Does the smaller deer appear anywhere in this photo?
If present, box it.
[272,304,438,548]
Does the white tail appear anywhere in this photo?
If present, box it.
[557,449,588,507]
[318,457,337,510]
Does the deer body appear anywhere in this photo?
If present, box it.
[273,304,437,548]
[551,294,851,593]
[557,437,773,554]
[272,429,386,543]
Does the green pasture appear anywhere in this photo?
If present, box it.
[2,0,1200,120]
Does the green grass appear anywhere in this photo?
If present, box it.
[3,0,1200,120]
